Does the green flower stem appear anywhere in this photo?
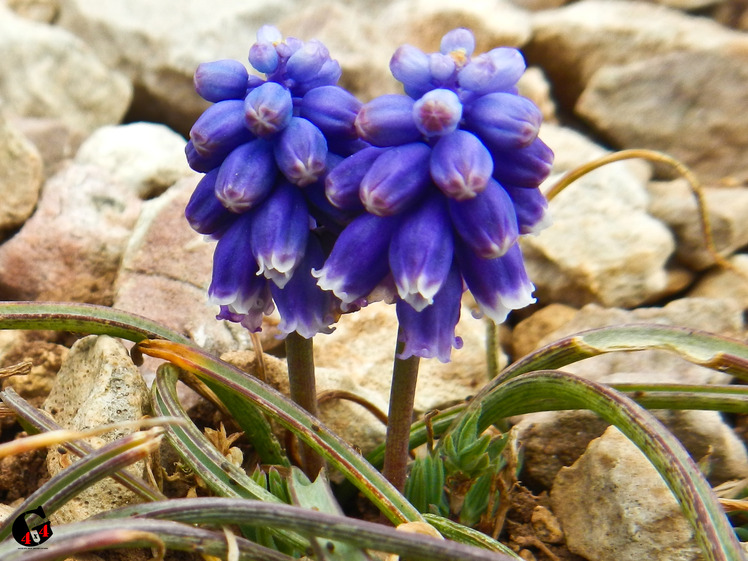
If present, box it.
[285,332,324,478]
[382,328,421,493]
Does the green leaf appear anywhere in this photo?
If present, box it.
[405,453,448,516]
[102,497,518,561]
[444,370,744,561]
[138,339,423,525]
[288,468,373,561]
[0,518,294,561]
[0,428,163,541]
[0,301,192,345]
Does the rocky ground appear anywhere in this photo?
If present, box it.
[0,0,747,560]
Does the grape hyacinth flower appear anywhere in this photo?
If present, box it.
[316,27,553,362]
[185,25,363,339]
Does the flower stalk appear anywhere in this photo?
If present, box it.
[285,332,324,478]
[382,328,422,492]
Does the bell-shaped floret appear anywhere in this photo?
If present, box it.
[448,179,519,259]
[185,169,237,237]
[271,235,338,338]
[458,243,535,324]
[440,28,475,59]
[194,60,249,102]
[360,143,432,216]
[504,184,551,235]
[313,213,401,307]
[189,99,254,160]
[390,44,433,99]
[463,92,542,151]
[208,212,275,328]
[389,195,454,311]
[430,130,493,200]
[325,146,384,210]
[396,264,464,363]
[273,117,328,187]
[491,137,554,188]
[300,85,363,140]
[355,95,422,147]
[250,182,310,288]
[244,81,293,137]
[458,47,526,95]
[413,89,462,138]
[215,140,277,213]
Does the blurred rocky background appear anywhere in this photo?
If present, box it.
[0,1,747,560]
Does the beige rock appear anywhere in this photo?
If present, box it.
[525,0,747,109]
[689,254,748,309]
[0,4,132,134]
[11,117,85,179]
[551,426,702,561]
[517,410,609,489]
[0,113,43,235]
[6,0,59,22]
[511,303,578,359]
[577,51,748,184]
[382,0,532,51]
[74,122,193,199]
[0,163,141,304]
[523,125,674,308]
[648,179,748,270]
[55,0,297,135]
[43,335,150,524]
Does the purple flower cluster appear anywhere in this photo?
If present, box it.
[185,26,553,362]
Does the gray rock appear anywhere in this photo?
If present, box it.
[551,426,702,561]
[648,179,748,270]
[523,125,675,308]
[0,113,43,235]
[0,4,132,134]
[74,122,192,199]
[0,163,141,304]
[43,335,150,524]
[525,0,746,109]
[577,51,748,184]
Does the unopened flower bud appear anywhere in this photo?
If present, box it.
[355,95,421,147]
[273,117,328,186]
[215,140,277,213]
[463,92,542,151]
[244,81,293,137]
[360,143,431,215]
[412,89,462,138]
[194,60,249,102]
[430,130,493,200]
